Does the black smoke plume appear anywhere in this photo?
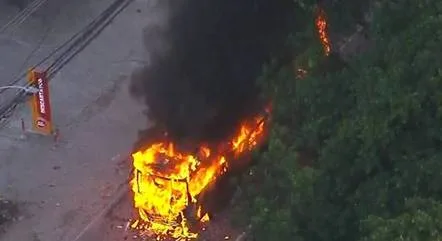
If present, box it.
[130,0,296,148]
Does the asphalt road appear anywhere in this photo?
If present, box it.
[0,0,161,240]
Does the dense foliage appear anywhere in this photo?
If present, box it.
[236,0,442,240]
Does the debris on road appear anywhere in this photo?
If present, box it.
[0,197,19,233]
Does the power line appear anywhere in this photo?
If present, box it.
[1,0,132,92]
[0,0,134,118]
[0,0,48,34]
[8,19,53,87]
[47,0,132,74]
[0,0,53,96]
[8,0,49,33]
[0,27,88,94]
[2,0,63,95]
[47,0,133,78]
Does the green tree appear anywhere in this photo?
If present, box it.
[360,198,442,241]
[236,0,442,240]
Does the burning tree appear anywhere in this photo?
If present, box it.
[315,7,330,56]
[236,0,442,241]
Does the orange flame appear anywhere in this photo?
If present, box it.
[293,8,330,79]
[315,8,331,56]
[130,109,270,240]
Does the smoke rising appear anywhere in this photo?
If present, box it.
[130,0,296,146]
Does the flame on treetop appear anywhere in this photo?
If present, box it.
[315,7,331,56]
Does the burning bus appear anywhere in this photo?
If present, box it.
[126,2,331,239]
[129,107,270,240]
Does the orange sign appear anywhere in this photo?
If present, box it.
[27,69,53,135]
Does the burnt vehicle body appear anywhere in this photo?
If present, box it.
[132,108,271,239]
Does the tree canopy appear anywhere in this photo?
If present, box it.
[235,0,442,240]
